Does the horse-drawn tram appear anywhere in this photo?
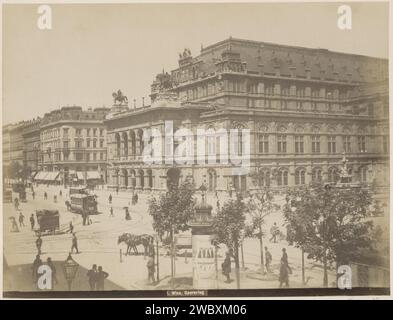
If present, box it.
[66,193,98,215]
[35,210,60,235]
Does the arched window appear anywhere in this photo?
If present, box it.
[277,169,288,186]
[295,168,306,185]
[147,169,153,189]
[258,170,270,187]
[312,168,323,182]
[115,133,121,157]
[137,129,144,155]
[130,169,136,188]
[139,169,145,189]
[130,131,136,156]
[122,132,128,156]
[328,167,339,183]
[208,169,217,192]
[359,166,368,183]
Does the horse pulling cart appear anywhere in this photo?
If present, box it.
[35,210,60,236]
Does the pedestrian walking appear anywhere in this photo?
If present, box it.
[46,257,58,287]
[147,255,156,284]
[134,193,138,204]
[44,192,48,200]
[109,207,114,217]
[32,191,35,200]
[216,200,220,211]
[270,222,279,243]
[71,233,79,254]
[116,186,119,195]
[125,207,131,220]
[108,194,112,204]
[59,190,62,197]
[279,248,291,288]
[87,264,98,290]
[221,251,232,283]
[32,254,42,284]
[265,246,272,273]
[36,235,42,254]
[96,266,109,290]
[18,212,25,227]
[53,195,57,203]
[30,214,35,230]
[14,197,19,210]
[10,217,19,232]
[69,221,74,234]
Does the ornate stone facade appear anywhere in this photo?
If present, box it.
[105,38,389,196]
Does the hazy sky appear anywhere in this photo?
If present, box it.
[2,2,389,125]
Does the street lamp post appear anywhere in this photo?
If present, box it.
[155,234,160,283]
[63,253,79,291]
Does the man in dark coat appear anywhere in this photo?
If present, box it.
[46,257,58,287]
[36,235,42,254]
[32,254,42,283]
[19,212,25,227]
[30,214,35,230]
[86,264,98,290]
[279,248,291,288]
[71,233,79,254]
[108,194,112,204]
[96,266,109,290]
[221,251,232,283]
[265,246,272,273]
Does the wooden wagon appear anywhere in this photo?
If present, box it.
[35,210,60,235]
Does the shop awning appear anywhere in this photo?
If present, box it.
[44,172,60,181]
[86,171,101,180]
[77,172,84,180]
[34,172,48,180]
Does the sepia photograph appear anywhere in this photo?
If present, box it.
[1,1,390,298]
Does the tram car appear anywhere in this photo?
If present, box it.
[67,193,98,215]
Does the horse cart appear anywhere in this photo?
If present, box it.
[35,210,60,236]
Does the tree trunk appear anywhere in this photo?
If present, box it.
[234,241,241,289]
[259,225,265,274]
[240,242,245,269]
[301,248,305,285]
[323,251,328,287]
[170,229,174,286]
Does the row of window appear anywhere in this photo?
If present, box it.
[71,139,105,149]
[44,151,106,162]
[74,128,104,137]
[257,135,389,154]
[258,166,368,187]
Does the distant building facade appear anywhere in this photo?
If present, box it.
[38,106,110,185]
[105,38,389,195]
[2,124,13,170]
[22,118,41,178]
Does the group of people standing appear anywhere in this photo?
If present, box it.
[86,264,109,290]
[32,255,58,289]
[221,246,291,288]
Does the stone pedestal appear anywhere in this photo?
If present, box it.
[188,196,218,289]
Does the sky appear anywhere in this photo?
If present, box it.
[2,2,390,125]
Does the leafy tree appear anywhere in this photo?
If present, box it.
[283,183,378,287]
[9,161,24,180]
[213,193,248,288]
[245,188,280,274]
[148,179,196,280]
